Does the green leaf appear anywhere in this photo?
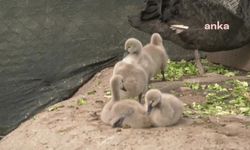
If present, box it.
[48,105,64,111]
[77,98,87,106]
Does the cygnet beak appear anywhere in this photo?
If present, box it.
[112,117,125,128]
[123,51,129,58]
[147,103,153,113]
[121,85,127,92]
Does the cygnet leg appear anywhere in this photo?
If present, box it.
[161,70,166,81]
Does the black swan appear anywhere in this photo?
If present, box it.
[129,0,250,74]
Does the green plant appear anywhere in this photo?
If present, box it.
[104,90,111,96]
[186,80,250,116]
[77,98,87,106]
[155,59,238,81]
[185,82,201,90]
[202,59,237,76]
[155,59,198,81]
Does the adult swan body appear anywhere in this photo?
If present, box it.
[129,0,250,74]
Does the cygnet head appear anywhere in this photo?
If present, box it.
[150,33,163,46]
[110,74,127,101]
[124,38,143,54]
[145,89,162,113]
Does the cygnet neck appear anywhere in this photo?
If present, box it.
[110,75,122,101]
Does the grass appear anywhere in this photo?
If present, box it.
[155,59,198,81]
[202,59,238,77]
[155,59,239,81]
[185,80,250,116]
[155,59,249,116]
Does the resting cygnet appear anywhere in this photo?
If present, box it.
[110,100,152,128]
[100,74,152,128]
[100,75,123,124]
[145,89,184,127]
[112,61,148,102]
[124,33,168,81]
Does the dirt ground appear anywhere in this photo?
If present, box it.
[0,68,250,150]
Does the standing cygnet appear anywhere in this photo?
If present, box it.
[124,38,143,54]
[140,33,168,81]
[123,38,143,64]
[124,33,168,81]
[112,61,148,102]
[101,74,152,128]
[145,89,184,127]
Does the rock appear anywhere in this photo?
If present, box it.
[116,128,122,132]
[177,87,192,94]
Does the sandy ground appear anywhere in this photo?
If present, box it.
[0,68,250,150]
